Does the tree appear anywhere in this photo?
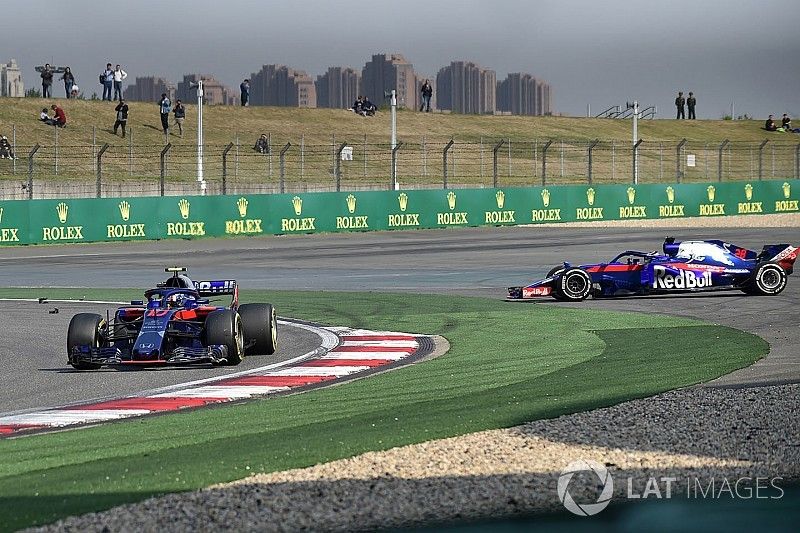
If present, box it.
[25,88,41,98]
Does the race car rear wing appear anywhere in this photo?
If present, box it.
[195,280,238,296]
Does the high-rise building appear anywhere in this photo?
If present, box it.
[0,59,24,97]
[176,74,237,105]
[316,67,361,109]
[124,76,173,103]
[361,54,417,109]
[436,61,495,114]
[249,64,317,107]
[496,73,552,116]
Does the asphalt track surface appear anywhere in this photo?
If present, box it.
[1,226,798,412]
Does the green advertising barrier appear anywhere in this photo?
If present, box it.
[1,180,798,247]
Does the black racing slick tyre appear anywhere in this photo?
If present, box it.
[547,266,568,301]
[66,313,105,370]
[558,268,593,301]
[204,310,244,365]
[745,263,787,296]
[239,303,278,355]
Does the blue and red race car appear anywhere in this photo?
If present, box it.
[67,268,277,369]
[508,238,798,301]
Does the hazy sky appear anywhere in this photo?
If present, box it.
[2,0,798,118]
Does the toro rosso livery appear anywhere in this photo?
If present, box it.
[508,238,797,301]
[67,268,278,369]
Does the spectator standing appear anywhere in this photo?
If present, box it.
[675,91,685,119]
[61,67,75,99]
[419,79,433,112]
[765,115,777,131]
[240,79,250,106]
[159,93,171,136]
[113,65,128,101]
[40,64,53,98]
[687,92,697,119]
[51,104,67,127]
[113,99,129,138]
[101,63,114,101]
[173,99,186,137]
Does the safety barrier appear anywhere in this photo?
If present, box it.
[1,180,797,246]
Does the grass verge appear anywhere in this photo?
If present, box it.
[0,288,767,530]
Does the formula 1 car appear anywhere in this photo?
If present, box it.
[508,238,797,301]
[67,268,277,369]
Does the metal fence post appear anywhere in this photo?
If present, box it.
[633,139,643,184]
[492,140,505,187]
[541,140,553,186]
[391,142,404,190]
[54,125,58,176]
[587,139,599,184]
[26,144,40,200]
[96,143,110,198]
[11,125,15,174]
[222,142,234,195]
[443,139,454,189]
[160,143,172,196]
[676,138,687,182]
[717,140,729,182]
[335,142,347,192]
[758,139,769,181]
[279,142,292,194]
[128,127,133,176]
[795,143,800,180]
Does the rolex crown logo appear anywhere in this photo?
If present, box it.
[178,198,190,219]
[707,185,716,203]
[495,190,505,209]
[292,196,303,216]
[586,188,596,206]
[783,182,791,199]
[744,183,753,201]
[237,197,248,218]
[346,194,357,214]
[56,202,69,224]
[398,192,408,212]
[666,186,675,204]
[626,187,636,205]
[447,191,457,210]
[118,201,131,221]
[541,188,551,208]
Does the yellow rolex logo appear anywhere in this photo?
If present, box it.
[627,187,636,205]
[398,193,408,212]
[586,188,596,206]
[707,185,716,203]
[745,183,753,201]
[495,190,505,209]
[783,182,791,199]
[292,196,303,216]
[237,197,248,218]
[56,202,69,224]
[541,188,551,208]
[447,191,457,210]
[346,194,357,214]
[178,198,190,220]
[666,186,675,204]
[118,201,130,221]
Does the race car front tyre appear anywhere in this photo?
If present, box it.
[204,310,244,365]
[745,263,787,295]
[558,268,592,301]
[66,313,105,370]
[239,303,277,355]
[547,266,568,301]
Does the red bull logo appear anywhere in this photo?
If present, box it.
[653,266,712,289]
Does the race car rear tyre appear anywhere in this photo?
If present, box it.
[747,263,787,296]
[239,303,277,355]
[547,266,568,301]
[204,310,244,365]
[558,268,592,301]
[66,313,105,370]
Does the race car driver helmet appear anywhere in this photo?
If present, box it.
[167,293,187,308]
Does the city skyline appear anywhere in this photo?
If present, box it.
[1,1,798,118]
